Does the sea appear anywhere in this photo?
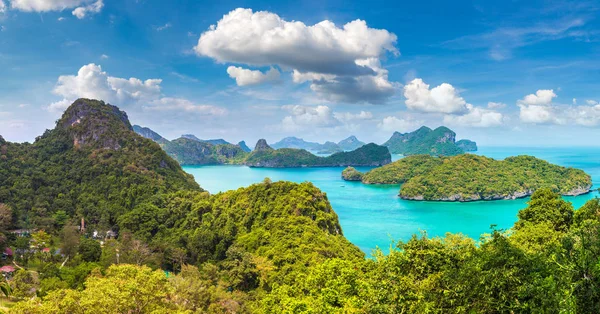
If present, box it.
[182,147,600,254]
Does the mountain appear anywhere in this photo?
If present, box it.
[316,141,343,154]
[162,137,247,165]
[338,136,366,151]
[0,98,200,231]
[271,136,321,150]
[245,141,391,167]
[456,139,478,152]
[238,140,251,152]
[132,125,168,143]
[181,134,231,145]
[383,126,469,156]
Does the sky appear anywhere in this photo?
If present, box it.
[0,0,600,147]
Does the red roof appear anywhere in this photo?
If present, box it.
[0,266,15,273]
[42,248,50,253]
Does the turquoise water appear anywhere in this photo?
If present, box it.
[182,147,600,254]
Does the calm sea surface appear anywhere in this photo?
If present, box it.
[182,147,600,254]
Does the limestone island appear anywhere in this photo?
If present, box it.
[342,154,592,202]
[245,140,391,168]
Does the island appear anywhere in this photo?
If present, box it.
[383,126,476,156]
[343,154,591,201]
[245,140,391,168]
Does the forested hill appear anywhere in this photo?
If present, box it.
[383,126,477,156]
[245,141,391,167]
[0,98,200,231]
[344,154,591,201]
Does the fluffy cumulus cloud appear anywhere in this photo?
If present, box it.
[226,66,280,86]
[194,8,399,103]
[517,89,562,124]
[0,1,6,13]
[403,78,468,114]
[280,105,340,131]
[10,0,103,17]
[444,104,503,127]
[48,63,226,116]
[377,116,423,133]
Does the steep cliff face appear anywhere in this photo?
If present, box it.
[456,139,478,152]
[254,139,274,151]
[59,98,133,150]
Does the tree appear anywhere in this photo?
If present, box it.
[0,203,12,231]
[12,265,175,313]
[79,238,101,262]
[516,188,574,231]
[60,224,80,259]
[31,230,51,251]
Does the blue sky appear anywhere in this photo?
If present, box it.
[1,0,599,146]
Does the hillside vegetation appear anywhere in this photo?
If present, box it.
[345,154,591,201]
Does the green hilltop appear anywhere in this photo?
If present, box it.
[383,126,477,156]
[344,154,591,201]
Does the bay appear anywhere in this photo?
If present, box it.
[182,147,600,254]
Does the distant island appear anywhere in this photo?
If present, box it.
[383,126,476,156]
[271,136,366,153]
[343,154,591,201]
[245,140,391,168]
[134,126,389,168]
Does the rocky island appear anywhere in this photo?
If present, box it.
[343,154,591,201]
[245,140,391,168]
[383,126,476,156]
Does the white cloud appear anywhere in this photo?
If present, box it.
[226,66,280,86]
[377,116,423,133]
[518,89,556,106]
[568,105,600,127]
[10,0,101,13]
[280,105,340,131]
[49,63,226,116]
[58,17,65,21]
[517,89,562,124]
[52,64,161,109]
[487,101,506,109]
[404,78,468,114]
[334,110,373,122]
[145,98,227,115]
[444,104,503,128]
[71,0,102,19]
[155,23,171,31]
[194,8,399,103]
[0,1,6,13]
[586,100,598,106]
[100,54,109,59]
